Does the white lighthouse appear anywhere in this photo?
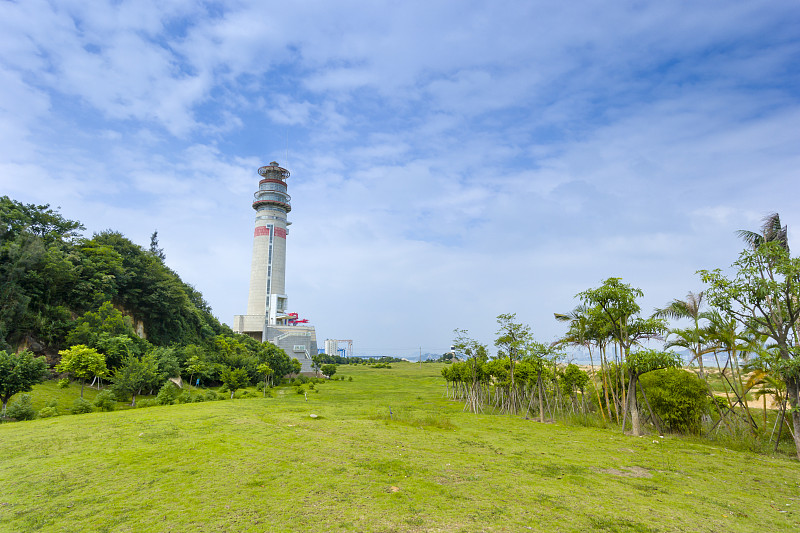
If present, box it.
[234,161,316,371]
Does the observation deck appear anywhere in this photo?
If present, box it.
[252,161,291,212]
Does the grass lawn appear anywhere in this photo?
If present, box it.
[1,363,798,532]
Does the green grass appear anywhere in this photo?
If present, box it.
[1,363,799,532]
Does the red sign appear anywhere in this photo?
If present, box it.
[275,227,287,239]
[254,226,271,237]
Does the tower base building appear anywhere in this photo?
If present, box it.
[233,161,316,373]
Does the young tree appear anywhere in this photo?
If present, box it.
[495,313,533,415]
[321,364,337,379]
[221,366,250,399]
[700,236,800,459]
[311,354,323,377]
[56,345,107,398]
[624,349,681,435]
[257,362,273,396]
[110,354,157,407]
[0,349,48,414]
[452,329,488,414]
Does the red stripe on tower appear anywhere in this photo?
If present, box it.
[274,228,287,239]
[254,226,270,237]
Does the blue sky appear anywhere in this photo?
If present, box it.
[2,1,799,358]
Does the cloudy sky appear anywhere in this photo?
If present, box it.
[2,1,799,358]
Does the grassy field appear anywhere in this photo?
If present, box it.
[1,363,798,532]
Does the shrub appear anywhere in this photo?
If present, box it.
[71,397,95,415]
[137,399,157,408]
[7,394,37,421]
[204,390,219,401]
[177,391,193,404]
[349,376,353,382]
[639,368,708,434]
[38,406,58,418]
[94,390,117,412]
[57,378,70,389]
[156,382,182,405]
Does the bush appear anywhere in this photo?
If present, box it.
[71,397,95,414]
[204,390,219,401]
[57,378,70,389]
[94,390,117,412]
[137,399,157,408]
[7,394,37,421]
[177,391,193,404]
[38,406,58,418]
[639,368,708,434]
[349,376,353,382]
[156,382,182,405]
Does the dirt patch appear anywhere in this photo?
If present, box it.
[595,466,652,478]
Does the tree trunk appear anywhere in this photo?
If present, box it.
[533,372,543,423]
[628,373,642,437]
[787,377,800,460]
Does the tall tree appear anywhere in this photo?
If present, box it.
[149,230,166,261]
[578,278,667,435]
[700,236,800,459]
[654,291,712,379]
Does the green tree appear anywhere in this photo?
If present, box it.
[654,291,713,380]
[56,345,107,398]
[291,358,302,376]
[321,364,337,379]
[700,234,800,459]
[66,301,137,349]
[311,354,323,377]
[452,329,488,414]
[110,354,157,407]
[495,313,533,415]
[0,349,48,414]
[221,366,250,399]
[624,349,682,435]
[257,362,273,396]
[578,278,667,436]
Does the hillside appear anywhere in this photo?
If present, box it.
[1,363,798,532]
[0,196,226,355]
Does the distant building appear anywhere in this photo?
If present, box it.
[233,162,316,372]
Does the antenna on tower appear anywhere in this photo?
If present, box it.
[285,130,290,170]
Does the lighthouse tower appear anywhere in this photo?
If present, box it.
[234,161,316,371]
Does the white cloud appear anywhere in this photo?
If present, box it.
[1,0,798,356]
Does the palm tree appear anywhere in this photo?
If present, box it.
[736,212,789,252]
[654,291,710,379]
[555,305,606,422]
